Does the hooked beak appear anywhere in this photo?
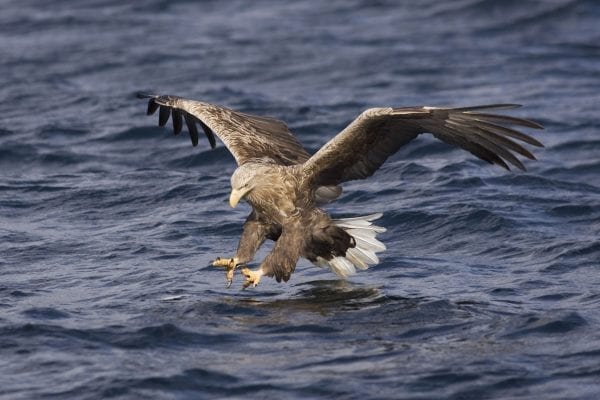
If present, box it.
[229,188,250,208]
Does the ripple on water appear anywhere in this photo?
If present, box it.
[499,312,588,339]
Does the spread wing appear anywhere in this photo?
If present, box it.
[302,104,544,186]
[137,92,311,166]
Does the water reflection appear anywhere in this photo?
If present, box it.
[237,280,387,315]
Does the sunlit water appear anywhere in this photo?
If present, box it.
[1,1,599,399]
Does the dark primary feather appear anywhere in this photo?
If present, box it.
[184,114,199,146]
[198,119,216,149]
[303,105,544,186]
[172,109,183,135]
[146,98,159,115]
[158,106,170,127]
[464,111,544,130]
[456,115,544,147]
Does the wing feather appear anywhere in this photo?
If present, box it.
[197,119,216,149]
[303,105,543,186]
[184,114,199,146]
[452,114,544,147]
[147,98,159,115]
[158,106,170,127]
[172,109,183,135]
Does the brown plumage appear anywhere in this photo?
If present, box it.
[137,92,543,288]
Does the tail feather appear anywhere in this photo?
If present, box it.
[345,248,369,270]
[314,213,386,278]
[351,246,380,265]
[333,213,385,228]
[341,225,387,235]
[350,231,386,252]
[329,257,356,277]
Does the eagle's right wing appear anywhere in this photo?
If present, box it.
[137,93,311,166]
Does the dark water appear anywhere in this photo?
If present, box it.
[1,0,599,398]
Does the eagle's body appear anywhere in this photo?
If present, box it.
[229,161,365,284]
[137,93,543,288]
[241,163,303,221]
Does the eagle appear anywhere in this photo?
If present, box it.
[137,93,543,289]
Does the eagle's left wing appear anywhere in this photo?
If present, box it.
[302,104,544,187]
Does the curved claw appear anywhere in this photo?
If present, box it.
[212,257,239,287]
[241,267,263,289]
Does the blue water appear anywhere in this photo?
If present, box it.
[1,0,599,399]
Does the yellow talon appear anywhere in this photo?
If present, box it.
[241,267,263,289]
[212,257,239,287]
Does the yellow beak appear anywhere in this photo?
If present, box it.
[229,188,249,208]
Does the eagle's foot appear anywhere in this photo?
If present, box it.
[212,257,239,288]
[241,267,263,289]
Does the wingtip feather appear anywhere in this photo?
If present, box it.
[136,91,155,99]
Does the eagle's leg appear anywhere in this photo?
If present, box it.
[241,267,263,289]
[212,257,239,287]
[212,212,279,287]
[240,224,301,289]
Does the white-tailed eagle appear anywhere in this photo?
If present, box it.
[137,93,543,288]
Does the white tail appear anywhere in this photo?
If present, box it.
[313,213,387,278]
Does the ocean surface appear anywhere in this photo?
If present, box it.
[1,0,599,399]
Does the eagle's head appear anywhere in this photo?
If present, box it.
[229,163,264,208]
